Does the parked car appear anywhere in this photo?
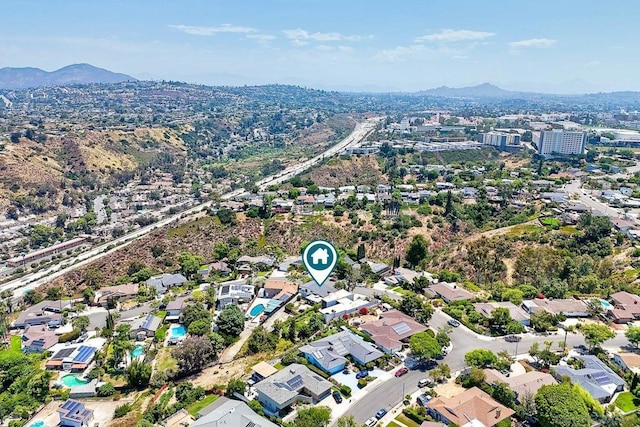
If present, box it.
[417,393,432,407]
[365,417,378,427]
[342,368,350,374]
[356,370,369,379]
[332,390,343,403]
[505,335,521,342]
[395,367,409,377]
[448,319,461,327]
[394,351,406,360]
[500,369,511,377]
[375,408,388,419]
[418,378,432,388]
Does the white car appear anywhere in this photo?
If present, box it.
[365,417,378,427]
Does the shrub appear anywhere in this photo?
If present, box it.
[357,378,367,388]
[97,383,116,397]
[114,403,132,418]
[58,328,81,343]
[340,385,352,397]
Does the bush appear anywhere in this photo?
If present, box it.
[114,403,132,418]
[403,406,426,424]
[357,378,367,388]
[58,328,81,343]
[97,383,116,397]
[340,385,352,397]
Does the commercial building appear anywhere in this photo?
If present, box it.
[480,132,521,150]
[538,130,587,157]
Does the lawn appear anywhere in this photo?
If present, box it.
[387,423,401,427]
[187,394,219,417]
[156,347,178,372]
[395,414,421,427]
[615,391,640,412]
[9,335,22,353]
[540,217,560,228]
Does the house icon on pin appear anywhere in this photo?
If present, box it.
[310,248,329,265]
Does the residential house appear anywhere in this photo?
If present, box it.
[608,291,640,323]
[426,282,475,303]
[278,256,302,272]
[299,330,384,374]
[554,355,625,402]
[521,298,589,318]
[13,300,70,329]
[162,408,195,427]
[146,273,188,295]
[236,255,276,271]
[484,369,556,402]
[261,279,298,302]
[426,387,514,427]
[21,325,58,353]
[125,315,162,340]
[46,339,105,372]
[319,290,378,322]
[193,397,277,427]
[254,363,332,417]
[165,297,186,322]
[57,399,94,427]
[94,283,139,307]
[250,361,279,385]
[613,352,640,375]
[473,302,530,326]
[384,268,434,288]
[217,280,255,309]
[365,260,392,277]
[300,279,337,300]
[360,310,427,353]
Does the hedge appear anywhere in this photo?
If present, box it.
[340,385,352,397]
[58,328,81,343]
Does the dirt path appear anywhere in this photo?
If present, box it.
[463,219,540,243]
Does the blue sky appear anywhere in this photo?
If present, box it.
[1,0,638,93]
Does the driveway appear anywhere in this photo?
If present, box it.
[119,302,153,320]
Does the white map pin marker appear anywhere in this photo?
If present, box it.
[302,240,338,287]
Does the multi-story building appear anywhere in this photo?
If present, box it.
[538,130,587,157]
[480,132,520,149]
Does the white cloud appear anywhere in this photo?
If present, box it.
[283,28,372,44]
[374,45,428,61]
[508,38,556,51]
[246,34,276,42]
[169,24,258,36]
[415,29,495,43]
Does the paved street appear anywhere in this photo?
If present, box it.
[340,309,629,424]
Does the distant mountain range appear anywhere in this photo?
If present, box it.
[0,64,136,89]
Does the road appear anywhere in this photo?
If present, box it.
[563,179,623,219]
[1,118,380,300]
[342,310,629,424]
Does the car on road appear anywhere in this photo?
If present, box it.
[332,390,343,403]
[356,370,369,379]
[504,335,521,342]
[447,319,461,327]
[342,368,349,374]
[375,408,388,419]
[500,369,511,377]
[365,417,378,427]
[395,367,409,377]
[418,378,432,388]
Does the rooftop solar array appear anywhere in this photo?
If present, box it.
[592,372,611,385]
[391,322,412,336]
[332,341,348,356]
[62,400,82,413]
[53,348,75,359]
[286,374,304,390]
[74,346,96,363]
[142,315,154,330]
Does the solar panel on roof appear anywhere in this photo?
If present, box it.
[592,372,610,384]
[286,375,304,390]
[142,315,154,330]
[391,322,412,335]
[74,346,96,363]
[53,348,75,359]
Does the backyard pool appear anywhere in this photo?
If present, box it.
[29,421,44,427]
[600,299,613,309]
[61,374,89,387]
[131,345,144,358]
[249,304,265,317]
[170,325,186,339]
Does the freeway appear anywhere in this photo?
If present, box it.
[342,310,629,424]
[1,117,380,299]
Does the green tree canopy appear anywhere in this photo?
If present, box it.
[178,252,204,279]
[217,304,245,337]
[188,319,212,336]
[409,332,442,360]
[626,326,640,348]
[406,235,429,268]
[182,302,212,329]
[580,323,615,349]
[535,383,590,427]
[464,349,498,368]
[288,406,332,427]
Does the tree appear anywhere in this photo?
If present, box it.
[247,399,264,416]
[435,331,451,348]
[217,208,236,225]
[336,415,358,427]
[82,268,104,289]
[409,332,442,360]
[491,381,516,408]
[178,252,204,279]
[460,366,486,388]
[72,316,90,332]
[182,302,212,329]
[97,383,116,397]
[464,349,498,368]
[535,383,590,427]
[580,323,615,350]
[188,319,211,336]
[289,406,332,427]
[207,332,226,356]
[529,341,561,368]
[212,242,230,260]
[626,326,640,348]
[430,363,451,383]
[226,378,246,397]
[246,326,278,355]
[126,359,152,388]
[399,293,433,324]
[171,336,214,373]
[217,305,245,337]
[406,235,429,268]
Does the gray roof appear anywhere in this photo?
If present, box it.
[299,330,383,372]
[166,297,186,311]
[146,273,188,293]
[254,363,332,406]
[128,314,162,333]
[301,280,337,298]
[193,397,277,427]
[555,355,625,401]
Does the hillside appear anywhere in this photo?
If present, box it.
[0,64,136,89]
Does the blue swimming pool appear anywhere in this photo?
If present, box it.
[131,345,144,358]
[30,421,44,427]
[250,304,265,317]
[600,299,612,309]
[170,325,186,339]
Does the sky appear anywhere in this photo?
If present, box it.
[1,0,639,93]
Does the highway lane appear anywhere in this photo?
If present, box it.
[1,118,380,299]
[342,310,629,424]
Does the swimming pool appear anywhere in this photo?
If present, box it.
[29,421,44,427]
[61,374,89,387]
[131,345,144,358]
[170,325,186,339]
[600,299,613,309]
[250,304,265,317]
